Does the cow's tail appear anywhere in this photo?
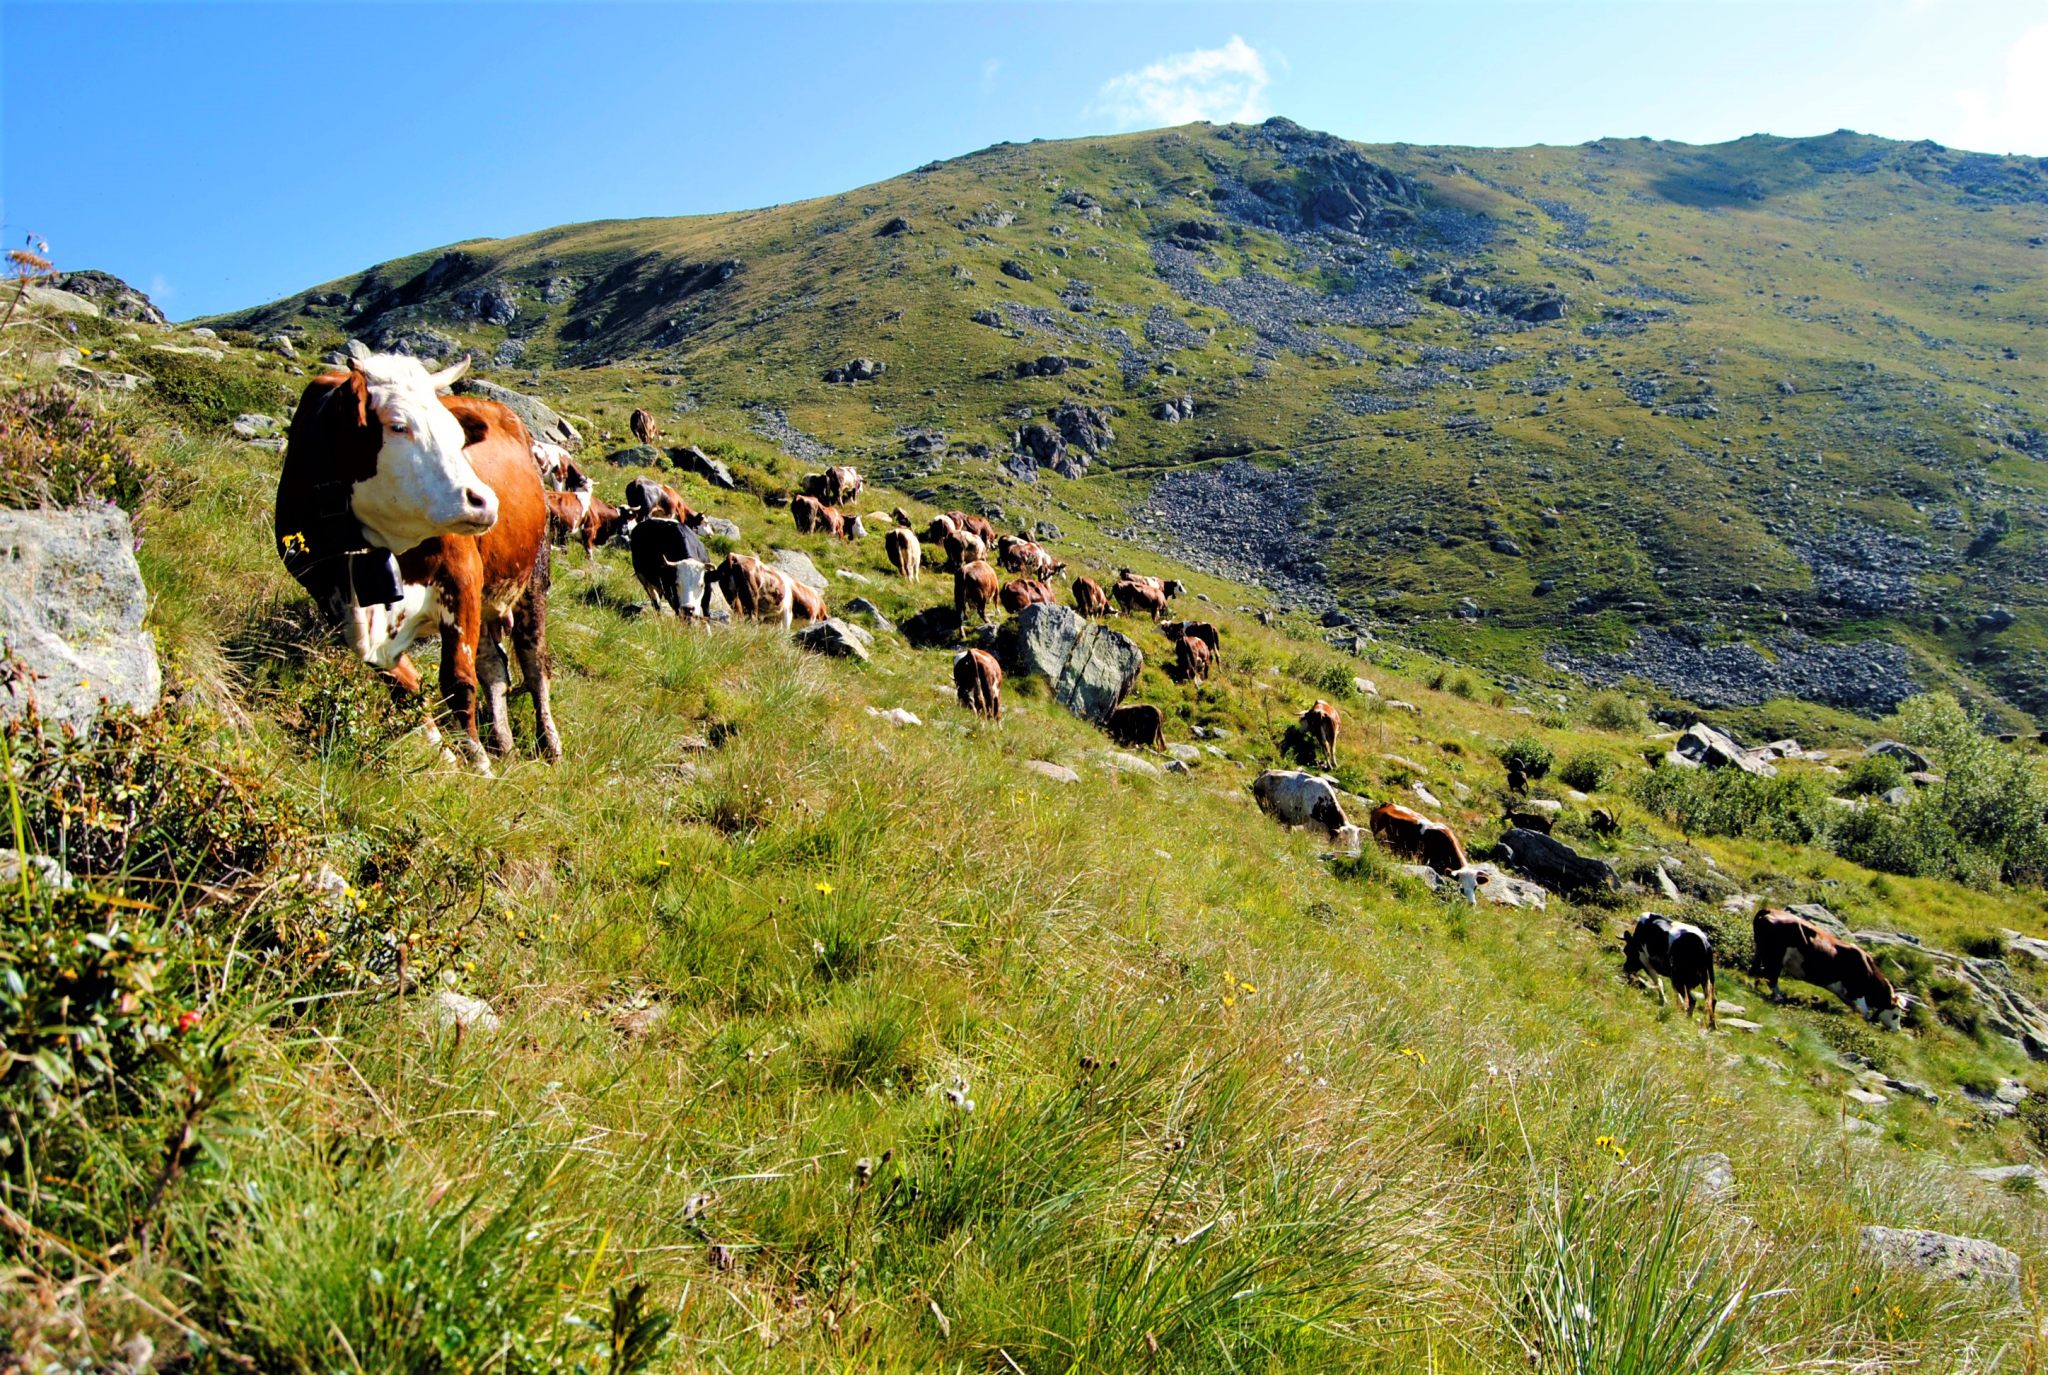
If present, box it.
[1703,948,1718,1030]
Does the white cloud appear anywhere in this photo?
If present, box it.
[1094,35,1271,131]
[1953,22,2048,154]
[147,274,176,304]
[980,57,1002,92]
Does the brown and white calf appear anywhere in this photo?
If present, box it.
[1301,700,1339,770]
[1751,910,1908,1030]
[275,345,560,768]
[1368,803,1470,876]
[1072,577,1111,617]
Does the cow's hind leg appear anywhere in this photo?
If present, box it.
[479,629,515,757]
[511,584,563,764]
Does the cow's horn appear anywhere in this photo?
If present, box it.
[426,354,471,391]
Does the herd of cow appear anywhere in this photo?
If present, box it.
[270,346,1918,1041]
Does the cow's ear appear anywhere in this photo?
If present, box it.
[458,413,490,449]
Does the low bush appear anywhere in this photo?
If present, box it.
[1631,764,1833,846]
[0,384,157,512]
[1585,690,1650,734]
[1558,749,1618,793]
[1837,752,1907,798]
[1501,734,1555,780]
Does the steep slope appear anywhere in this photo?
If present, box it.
[211,120,2048,728]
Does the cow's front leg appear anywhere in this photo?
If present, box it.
[439,591,489,774]
[363,585,438,671]
[478,630,515,756]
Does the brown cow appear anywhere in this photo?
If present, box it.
[999,577,1053,615]
[630,408,660,448]
[792,495,848,539]
[998,538,1059,580]
[1368,803,1471,876]
[886,526,921,582]
[789,579,829,624]
[1163,620,1221,657]
[624,475,689,526]
[275,346,560,768]
[1113,577,1168,621]
[1302,700,1339,770]
[949,511,998,546]
[955,559,999,623]
[710,553,795,628]
[1175,636,1213,682]
[953,647,1002,721]
[545,491,628,559]
[1751,910,1908,1030]
[1072,577,1111,617]
[1106,704,1166,751]
[925,512,960,547]
[802,465,864,507]
[943,528,988,572]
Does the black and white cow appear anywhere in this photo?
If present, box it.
[1622,912,1718,1029]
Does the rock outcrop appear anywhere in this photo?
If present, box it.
[1493,828,1617,897]
[1857,1227,2020,1296]
[0,507,160,729]
[455,378,584,450]
[1011,603,1142,722]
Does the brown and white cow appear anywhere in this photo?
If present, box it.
[789,579,829,624]
[944,528,988,574]
[999,577,1053,616]
[802,465,863,507]
[1163,620,1221,657]
[1368,803,1470,876]
[1751,910,1908,1030]
[791,494,848,539]
[955,559,999,624]
[1302,700,1339,770]
[925,512,960,548]
[1106,703,1166,751]
[1251,771,1362,852]
[886,526,921,582]
[623,475,690,530]
[546,491,628,559]
[948,511,997,546]
[630,408,661,449]
[1175,635,1212,682]
[1112,575,1169,621]
[710,552,795,629]
[954,647,1002,720]
[275,345,560,768]
[1072,576,1111,618]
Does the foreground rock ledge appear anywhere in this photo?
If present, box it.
[0,506,160,728]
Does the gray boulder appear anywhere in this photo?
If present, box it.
[1024,760,1081,784]
[697,516,742,540]
[1493,827,1617,897]
[1670,722,1777,776]
[1866,739,1931,772]
[793,618,871,662]
[673,445,737,489]
[454,377,584,450]
[769,549,827,594]
[50,270,166,325]
[843,598,895,633]
[603,445,662,468]
[1857,1227,2020,1296]
[1010,603,1142,723]
[0,507,160,729]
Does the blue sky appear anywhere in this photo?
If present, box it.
[6,1,2046,321]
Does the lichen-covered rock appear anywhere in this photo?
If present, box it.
[1857,1226,2020,1296]
[454,377,584,450]
[1011,603,1142,722]
[0,507,160,729]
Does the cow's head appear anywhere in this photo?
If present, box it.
[344,344,496,548]
[1864,983,1911,1032]
[1620,921,1647,977]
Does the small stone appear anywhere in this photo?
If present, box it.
[429,990,501,1034]
[865,706,921,727]
[1024,760,1081,784]
[1101,750,1161,777]
[1683,1153,1735,1202]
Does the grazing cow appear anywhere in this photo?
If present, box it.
[1113,576,1168,621]
[925,513,960,548]
[1072,576,1111,618]
[955,559,999,623]
[545,491,628,558]
[1163,620,1221,657]
[999,577,1053,615]
[1622,913,1718,1029]
[711,553,794,629]
[892,506,915,530]
[1106,704,1166,751]
[531,440,574,486]
[943,528,988,573]
[274,345,560,768]
[801,465,864,507]
[793,495,849,539]
[630,408,660,448]
[886,526,921,582]
[1751,910,1908,1030]
[1163,579,1188,599]
[954,647,1002,721]
[624,475,689,527]
[629,517,710,617]
[1175,636,1212,682]
[996,534,1029,569]
[1302,700,1339,770]
[1368,803,1471,876]
[1506,808,1555,835]
[543,488,585,545]
[948,511,997,546]
[789,579,829,624]
[1251,770,1362,850]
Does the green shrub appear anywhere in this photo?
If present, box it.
[1501,734,1555,780]
[1585,691,1650,734]
[0,385,157,513]
[140,347,293,428]
[1837,752,1907,798]
[1631,764,1833,846]
[1558,749,1618,793]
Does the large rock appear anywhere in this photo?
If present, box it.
[1670,722,1777,776]
[1857,1227,2020,1296]
[1010,603,1142,723]
[671,445,737,489]
[49,270,166,325]
[0,507,160,729]
[793,618,871,662]
[454,378,583,451]
[769,549,827,593]
[18,285,98,317]
[1493,828,1617,897]
[604,444,662,468]
[1866,739,1931,772]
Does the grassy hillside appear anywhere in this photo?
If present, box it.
[207,119,2048,728]
[7,285,2048,1371]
